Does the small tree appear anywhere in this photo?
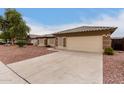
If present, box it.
[0,16,3,30]
[0,16,10,43]
[0,31,10,43]
[0,8,30,45]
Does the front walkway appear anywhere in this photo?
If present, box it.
[7,51,103,84]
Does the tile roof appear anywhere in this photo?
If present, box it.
[29,34,55,39]
[54,26,117,34]
[41,34,55,38]
[29,34,42,39]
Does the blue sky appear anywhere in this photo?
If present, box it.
[0,8,124,37]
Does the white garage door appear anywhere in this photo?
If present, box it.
[66,36,103,53]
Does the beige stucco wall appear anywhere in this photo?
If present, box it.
[38,38,46,46]
[57,36,103,53]
[57,37,64,48]
[47,38,55,47]
[31,39,39,46]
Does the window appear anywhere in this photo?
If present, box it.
[63,38,66,47]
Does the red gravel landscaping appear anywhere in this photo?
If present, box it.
[0,45,55,64]
[103,51,124,84]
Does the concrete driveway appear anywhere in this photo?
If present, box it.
[7,50,103,84]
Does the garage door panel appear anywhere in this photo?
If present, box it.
[66,36,103,53]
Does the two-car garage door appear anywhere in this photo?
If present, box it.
[66,36,103,53]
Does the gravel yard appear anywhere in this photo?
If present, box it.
[103,51,124,84]
[0,45,54,64]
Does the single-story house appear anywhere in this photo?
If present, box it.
[29,34,56,47]
[38,34,55,47]
[53,26,117,53]
[30,26,117,53]
[112,37,124,51]
[28,34,42,46]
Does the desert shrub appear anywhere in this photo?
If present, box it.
[104,47,114,55]
[0,39,6,45]
[16,40,27,47]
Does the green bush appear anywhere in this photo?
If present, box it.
[104,47,114,55]
[16,40,27,47]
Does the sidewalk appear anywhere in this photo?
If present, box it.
[0,61,27,84]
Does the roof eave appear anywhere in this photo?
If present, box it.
[110,27,118,34]
[54,27,118,35]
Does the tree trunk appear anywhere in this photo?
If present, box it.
[11,38,15,45]
[5,39,7,44]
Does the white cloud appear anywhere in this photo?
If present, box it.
[24,16,85,35]
[89,11,124,37]
[24,11,124,37]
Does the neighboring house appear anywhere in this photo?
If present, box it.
[29,34,56,47]
[38,34,55,47]
[53,26,117,53]
[30,26,117,53]
[46,34,56,47]
[112,37,124,51]
[28,34,42,46]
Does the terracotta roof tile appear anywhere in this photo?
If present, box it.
[54,26,117,34]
